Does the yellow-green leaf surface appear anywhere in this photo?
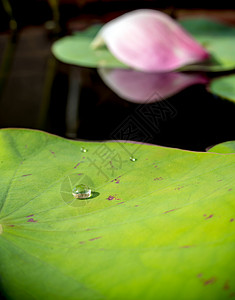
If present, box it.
[0,129,235,300]
[52,18,235,72]
[208,74,235,103]
[207,141,235,154]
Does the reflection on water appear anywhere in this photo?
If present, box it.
[97,68,208,103]
[48,65,234,151]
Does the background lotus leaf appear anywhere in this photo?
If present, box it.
[0,129,235,300]
[52,24,127,69]
[179,18,235,71]
[208,74,235,103]
[52,18,235,72]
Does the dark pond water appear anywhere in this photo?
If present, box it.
[45,63,235,151]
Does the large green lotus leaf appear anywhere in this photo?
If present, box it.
[207,141,235,154]
[208,74,235,103]
[0,129,235,300]
[179,18,235,71]
[52,18,235,72]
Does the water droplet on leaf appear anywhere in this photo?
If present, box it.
[80,147,88,153]
[72,184,91,199]
[130,157,137,162]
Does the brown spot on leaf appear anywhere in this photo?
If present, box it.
[111,176,121,184]
[27,218,37,223]
[204,277,216,285]
[74,163,80,169]
[22,174,32,177]
[224,280,230,290]
[117,202,125,205]
[50,150,56,157]
[228,188,232,191]
[26,214,34,217]
[8,225,15,227]
[109,161,115,169]
[205,214,213,220]
[197,273,203,278]
[89,237,102,242]
[175,186,184,190]
[230,292,235,298]
[79,241,85,244]
[164,208,178,214]
[154,177,163,181]
[107,194,120,201]
[181,245,193,248]
[230,218,234,222]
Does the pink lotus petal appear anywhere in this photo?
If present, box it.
[92,9,209,72]
[98,68,208,103]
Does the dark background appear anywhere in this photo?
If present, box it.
[1,1,235,32]
[0,0,235,151]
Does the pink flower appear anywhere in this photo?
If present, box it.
[92,9,209,72]
[98,68,208,103]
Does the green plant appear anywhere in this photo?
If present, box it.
[0,129,234,299]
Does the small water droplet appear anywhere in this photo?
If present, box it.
[80,147,88,153]
[130,157,137,162]
[72,184,91,199]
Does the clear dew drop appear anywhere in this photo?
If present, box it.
[130,157,137,162]
[72,184,91,199]
[80,147,88,153]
